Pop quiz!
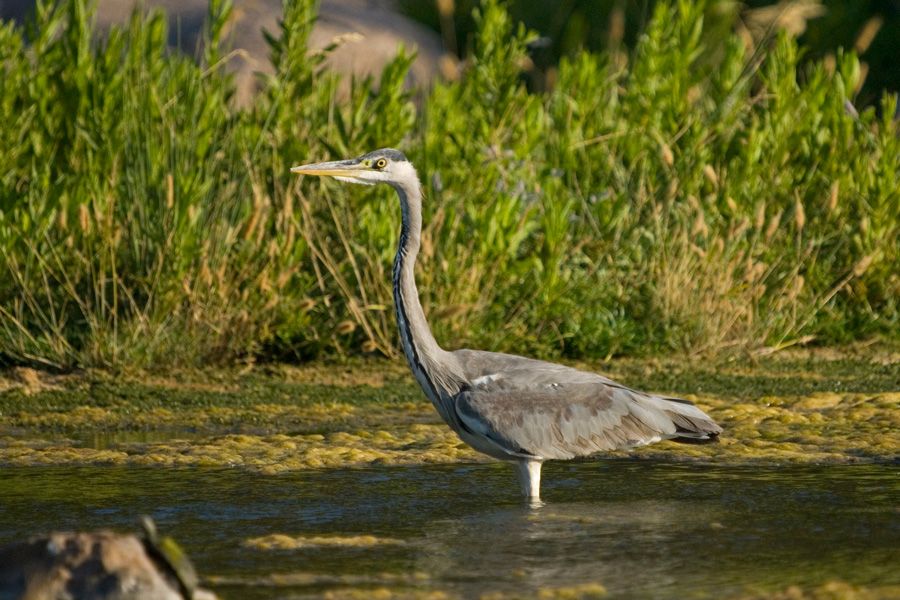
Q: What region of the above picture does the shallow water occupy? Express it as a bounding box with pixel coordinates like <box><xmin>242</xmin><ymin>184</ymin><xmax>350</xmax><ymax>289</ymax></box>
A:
<box><xmin>1</xmin><ymin>460</ymin><xmax>898</xmax><ymax>599</ymax></box>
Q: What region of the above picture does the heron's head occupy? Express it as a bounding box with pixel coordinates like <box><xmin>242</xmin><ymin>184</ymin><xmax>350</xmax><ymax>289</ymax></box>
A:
<box><xmin>290</xmin><ymin>148</ymin><xmax>413</xmax><ymax>187</ymax></box>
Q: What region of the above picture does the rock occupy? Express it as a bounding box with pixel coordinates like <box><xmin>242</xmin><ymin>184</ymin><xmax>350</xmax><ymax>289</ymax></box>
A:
<box><xmin>0</xmin><ymin>0</ymin><xmax>452</xmax><ymax>105</ymax></box>
<box><xmin>0</xmin><ymin>529</ymin><xmax>217</xmax><ymax>600</ymax></box>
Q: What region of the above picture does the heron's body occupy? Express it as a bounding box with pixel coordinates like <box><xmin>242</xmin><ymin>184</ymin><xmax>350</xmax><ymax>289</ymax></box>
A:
<box><xmin>292</xmin><ymin>148</ymin><xmax>722</xmax><ymax>501</ymax></box>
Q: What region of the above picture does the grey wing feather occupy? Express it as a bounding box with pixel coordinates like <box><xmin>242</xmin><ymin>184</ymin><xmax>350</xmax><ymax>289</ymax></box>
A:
<box><xmin>451</xmin><ymin>349</ymin><xmax>722</xmax><ymax>461</ymax></box>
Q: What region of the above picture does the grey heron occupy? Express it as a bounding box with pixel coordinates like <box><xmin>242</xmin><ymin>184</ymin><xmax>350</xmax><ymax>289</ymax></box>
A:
<box><xmin>291</xmin><ymin>148</ymin><xmax>722</xmax><ymax>501</ymax></box>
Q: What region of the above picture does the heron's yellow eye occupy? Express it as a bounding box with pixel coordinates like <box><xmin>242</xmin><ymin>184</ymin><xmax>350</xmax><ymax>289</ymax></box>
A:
<box><xmin>375</xmin><ymin>158</ymin><xmax>388</xmax><ymax>169</ymax></box>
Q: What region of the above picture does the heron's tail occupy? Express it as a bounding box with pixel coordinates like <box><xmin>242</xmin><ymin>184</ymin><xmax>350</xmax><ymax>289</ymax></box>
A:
<box><xmin>657</xmin><ymin>396</ymin><xmax>722</xmax><ymax>444</ymax></box>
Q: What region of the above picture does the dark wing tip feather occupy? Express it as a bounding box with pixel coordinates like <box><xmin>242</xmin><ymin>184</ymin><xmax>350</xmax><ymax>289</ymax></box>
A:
<box><xmin>667</xmin><ymin>409</ymin><xmax>723</xmax><ymax>444</ymax></box>
<box><xmin>661</xmin><ymin>395</ymin><xmax>696</xmax><ymax>406</ymax></box>
<box><xmin>672</xmin><ymin>431</ymin><xmax>720</xmax><ymax>445</ymax></box>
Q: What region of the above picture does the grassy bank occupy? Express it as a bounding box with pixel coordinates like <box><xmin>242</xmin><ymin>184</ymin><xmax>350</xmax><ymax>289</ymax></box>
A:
<box><xmin>0</xmin><ymin>0</ymin><xmax>898</xmax><ymax>369</ymax></box>
<box><xmin>1</xmin><ymin>350</ymin><xmax>897</xmax><ymax>470</ymax></box>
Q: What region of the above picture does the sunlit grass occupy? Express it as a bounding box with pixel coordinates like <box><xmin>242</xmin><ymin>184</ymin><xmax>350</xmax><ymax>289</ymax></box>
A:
<box><xmin>0</xmin><ymin>0</ymin><xmax>897</xmax><ymax>369</ymax></box>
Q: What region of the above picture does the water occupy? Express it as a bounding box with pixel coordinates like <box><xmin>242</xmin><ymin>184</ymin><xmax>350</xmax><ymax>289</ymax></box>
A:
<box><xmin>1</xmin><ymin>461</ymin><xmax>898</xmax><ymax>599</ymax></box>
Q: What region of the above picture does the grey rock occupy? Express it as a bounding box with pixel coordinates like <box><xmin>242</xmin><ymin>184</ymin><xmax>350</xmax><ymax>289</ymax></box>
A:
<box><xmin>0</xmin><ymin>530</ymin><xmax>217</xmax><ymax>600</ymax></box>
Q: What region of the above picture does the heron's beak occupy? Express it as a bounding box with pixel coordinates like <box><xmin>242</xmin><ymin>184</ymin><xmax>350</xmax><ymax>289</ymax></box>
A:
<box><xmin>290</xmin><ymin>159</ymin><xmax>364</xmax><ymax>178</ymax></box>
<box><xmin>291</xmin><ymin>159</ymin><xmax>372</xmax><ymax>185</ymax></box>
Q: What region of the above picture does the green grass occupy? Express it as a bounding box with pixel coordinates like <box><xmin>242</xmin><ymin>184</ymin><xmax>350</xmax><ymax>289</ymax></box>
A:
<box><xmin>0</xmin><ymin>0</ymin><xmax>898</xmax><ymax>369</ymax></box>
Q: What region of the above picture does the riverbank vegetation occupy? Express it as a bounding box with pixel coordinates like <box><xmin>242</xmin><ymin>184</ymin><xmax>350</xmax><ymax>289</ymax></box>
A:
<box><xmin>1</xmin><ymin>0</ymin><xmax>897</xmax><ymax>369</ymax></box>
<box><xmin>1</xmin><ymin>350</ymin><xmax>897</xmax><ymax>469</ymax></box>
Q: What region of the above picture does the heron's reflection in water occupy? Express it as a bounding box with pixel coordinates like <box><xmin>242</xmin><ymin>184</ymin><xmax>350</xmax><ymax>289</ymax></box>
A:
<box><xmin>416</xmin><ymin>493</ymin><xmax>710</xmax><ymax>597</ymax></box>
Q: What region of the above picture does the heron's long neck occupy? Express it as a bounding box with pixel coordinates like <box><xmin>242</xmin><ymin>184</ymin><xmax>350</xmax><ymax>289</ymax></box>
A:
<box><xmin>391</xmin><ymin>177</ymin><xmax>463</xmax><ymax>404</ymax></box>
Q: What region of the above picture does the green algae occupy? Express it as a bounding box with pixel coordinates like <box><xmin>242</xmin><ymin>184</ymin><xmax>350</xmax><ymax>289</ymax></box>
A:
<box><xmin>1</xmin><ymin>353</ymin><xmax>898</xmax><ymax>469</ymax></box>
<box><xmin>0</xmin><ymin>426</ymin><xmax>477</xmax><ymax>472</ymax></box>
<box><xmin>243</xmin><ymin>534</ymin><xmax>407</xmax><ymax>551</ymax></box>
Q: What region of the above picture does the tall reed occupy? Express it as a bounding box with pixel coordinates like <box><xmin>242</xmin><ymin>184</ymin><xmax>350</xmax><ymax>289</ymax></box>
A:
<box><xmin>0</xmin><ymin>0</ymin><xmax>896</xmax><ymax>369</ymax></box>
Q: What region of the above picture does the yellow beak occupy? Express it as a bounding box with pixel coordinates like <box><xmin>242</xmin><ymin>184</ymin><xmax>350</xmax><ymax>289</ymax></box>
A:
<box><xmin>290</xmin><ymin>159</ymin><xmax>365</xmax><ymax>178</ymax></box>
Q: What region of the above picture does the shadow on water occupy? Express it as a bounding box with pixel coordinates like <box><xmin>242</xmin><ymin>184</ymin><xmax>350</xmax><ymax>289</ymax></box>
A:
<box><xmin>1</xmin><ymin>460</ymin><xmax>898</xmax><ymax>598</ymax></box>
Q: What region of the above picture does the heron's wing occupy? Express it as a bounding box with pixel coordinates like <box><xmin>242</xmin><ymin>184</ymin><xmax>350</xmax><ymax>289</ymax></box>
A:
<box><xmin>452</xmin><ymin>380</ymin><xmax>721</xmax><ymax>461</ymax></box>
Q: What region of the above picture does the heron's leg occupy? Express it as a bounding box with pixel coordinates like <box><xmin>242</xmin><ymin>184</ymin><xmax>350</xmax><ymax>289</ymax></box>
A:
<box><xmin>515</xmin><ymin>459</ymin><xmax>542</xmax><ymax>499</ymax></box>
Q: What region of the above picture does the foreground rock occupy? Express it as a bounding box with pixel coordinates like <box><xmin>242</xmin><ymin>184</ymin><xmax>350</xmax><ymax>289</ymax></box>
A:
<box><xmin>0</xmin><ymin>526</ymin><xmax>216</xmax><ymax>600</ymax></box>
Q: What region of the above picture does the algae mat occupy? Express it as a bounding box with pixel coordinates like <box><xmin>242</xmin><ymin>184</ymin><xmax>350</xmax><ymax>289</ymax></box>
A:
<box><xmin>0</xmin><ymin>351</ymin><xmax>898</xmax><ymax>470</ymax></box>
